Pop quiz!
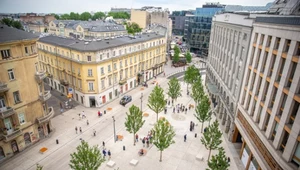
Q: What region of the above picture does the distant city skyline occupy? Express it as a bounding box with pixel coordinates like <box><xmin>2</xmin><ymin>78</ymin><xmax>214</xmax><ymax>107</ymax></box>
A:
<box><xmin>0</xmin><ymin>0</ymin><xmax>272</xmax><ymax>13</ymax></box>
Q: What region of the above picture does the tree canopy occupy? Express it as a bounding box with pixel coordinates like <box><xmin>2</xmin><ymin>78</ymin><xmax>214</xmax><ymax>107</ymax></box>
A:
<box><xmin>194</xmin><ymin>95</ymin><xmax>211</xmax><ymax>133</ymax></box>
<box><xmin>207</xmin><ymin>147</ymin><xmax>230</xmax><ymax>170</ymax></box>
<box><xmin>173</xmin><ymin>45</ymin><xmax>180</xmax><ymax>63</ymax></box>
<box><xmin>167</xmin><ymin>77</ymin><xmax>182</xmax><ymax>104</ymax></box>
<box><xmin>69</xmin><ymin>141</ymin><xmax>105</xmax><ymax>170</ymax></box>
<box><xmin>191</xmin><ymin>78</ymin><xmax>205</xmax><ymax>105</ymax></box>
<box><xmin>185</xmin><ymin>51</ymin><xmax>192</xmax><ymax>63</ymax></box>
<box><xmin>92</xmin><ymin>12</ymin><xmax>105</xmax><ymax>20</ymax></box>
<box><xmin>108</xmin><ymin>12</ymin><xmax>130</xmax><ymax>19</ymax></box>
<box><xmin>125</xmin><ymin>105</ymin><xmax>145</xmax><ymax>146</ymax></box>
<box><xmin>201</xmin><ymin>120</ymin><xmax>223</xmax><ymax>161</ymax></box>
<box><xmin>80</xmin><ymin>12</ymin><xmax>92</xmax><ymax>21</ymax></box>
<box><xmin>151</xmin><ymin>118</ymin><xmax>176</xmax><ymax>162</ymax></box>
<box><xmin>55</xmin><ymin>11</ymin><xmax>106</xmax><ymax>21</ymax></box>
<box><xmin>1</xmin><ymin>18</ymin><xmax>23</xmax><ymax>30</ymax></box>
<box><xmin>125</xmin><ymin>22</ymin><xmax>142</xmax><ymax>35</ymax></box>
<box><xmin>147</xmin><ymin>86</ymin><xmax>166</xmax><ymax>122</ymax></box>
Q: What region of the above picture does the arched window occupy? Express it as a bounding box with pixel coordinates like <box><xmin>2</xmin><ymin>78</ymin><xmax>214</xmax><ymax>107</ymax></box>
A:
<box><xmin>24</xmin><ymin>132</ymin><xmax>31</xmax><ymax>145</ymax></box>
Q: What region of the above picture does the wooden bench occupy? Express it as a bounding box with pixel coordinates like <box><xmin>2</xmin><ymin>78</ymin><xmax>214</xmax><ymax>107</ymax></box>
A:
<box><xmin>107</xmin><ymin>107</ymin><xmax>112</xmax><ymax>111</ymax></box>
<box><xmin>130</xmin><ymin>159</ymin><xmax>139</xmax><ymax>166</ymax></box>
<box><xmin>143</xmin><ymin>113</ymin><xmax>149</xmax><ymax>117</ymax></box>
<box><xmin>39</xmin><ymin>147</ymin><xmax>48</xmax><ymax>154</ymax></box>
<box><xmin>106</xmin><ymin>160</ymin><xmax>115</xmax><ymax>167</ymax></box>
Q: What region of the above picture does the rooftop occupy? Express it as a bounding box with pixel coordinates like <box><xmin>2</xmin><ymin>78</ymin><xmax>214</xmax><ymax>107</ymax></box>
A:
<box><xmin>0</xmin><ymin>24</ymin><xmax>39</xmax><ymax>44</ymax></box>
<box><xmin>38</xmin><ymin>33</ymin><xmax>164</xmax><ymax>52</ymax></box>
<box><xmin>255</xmin><ymin>16</ymin><xmax>300</xmax><ymax>26</ymax></box>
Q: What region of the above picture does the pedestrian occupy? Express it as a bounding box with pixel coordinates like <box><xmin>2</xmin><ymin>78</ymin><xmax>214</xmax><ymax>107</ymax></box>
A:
<box><xmin>185</xmin><ymin>108</ymin><xmax>188</xmax><ymax>114</ymax></box>
<box><xmin>78</xmin><ymin>113</ymin><xmax>81</xmax><ymax>120</ymax></box>
<box><xmin>189</xmin><ymin>105</ymin><xmax>191</xmax><ymax>110</ymax></box>
<box><xmin>102</xmin><ymin>141</ymin><xmax>105</xmax><ymax>147</ymax></box>
<box><xmin>102</xmin><ymin>149</ymin><xmax>106</xmax><ymax>157</ymax></box>
<box><xmin>79</xmin><ymin>127</ymin><xmax>82</xmax><ymax>133</ymax></box>
<box><xmin>184</xmin><ymin>134</ymin><xmax>187</xmax><ymax>142</ymax></box>
<box><xmin>204</xmin><ymin>127</ymin><xmax>207</xmax><ymax>133</ymax></box>
<box><xmin>82</xmin><ymin>111</ymin><xmax>85</xmax><ymax>119</ymax></box>
<box><xmin>93</xmin><ymin>129</ymin><xmax>96</xmax><ymax>136</ymax></box>
<box><xmin>163</xmin><ymin>72</ymin><xmax>165</xmax><ymax>77</ymax></box>
<box><xmin>86</xmin><ymin>120</ymin><xmax>89</xmax><ymax>125</ymax></box>
<box><xmin>142</xmin><ymin>138</ymin><xmax>145</xmax><ymax>147</ymax></box>
<box><xmin>98</xmin><ymin>110</ymin><xmax>101</xmax><ymax>117</ymax></box>
<box><xmin>172</xmin><ymin>99</ymin><xmax>174</xmax><ymax>105</ymax></box>
<box><xmin>177</xmin><ymin>108</ymin><xmax>179</xmax><ymax>113</ymax></box>
<box><xmin>164</xmin><ymin>107</ymin><xmax>167</xmax><ymax>114</ymax></box>
<box><xmin>75</xmin><ymin>126</ymin><xmax>78</xmax><ymax>134</ymax></box>
<box><xmin>168</xmin><ymin>100</ymin><xmax>170</xmax><ymax>105</ymax></box>
<box><xmin>227</xmin><ymin>157</ymin><xmax>231</xmax><ymax>164</ymax></box>
<box><xmin>173</xmin><ymin>107</ymin><xmax>175</xmax><ymax>113</ymax></box>
<box><xmin>136</xmin><ymin>134</ymin><xmax>139</xmax><ymax>142</ymax></box>
<box><xmin>192</xmin><ymin>122</ymin><xmax>195</xmax><ymax>131</ymax></box>
<box><xmin>108</xmin><ymin>150</ymin><xmax>111</xmax><ymax>159</ymax></box>
<box><xmin>146</xmin><ymin>139</ymin><xmax>150</xmax><ymax>148</ymax></box>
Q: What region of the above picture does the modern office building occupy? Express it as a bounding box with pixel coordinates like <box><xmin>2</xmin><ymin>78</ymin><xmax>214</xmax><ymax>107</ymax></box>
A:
<box><xmin>170</xmin><ymin>10</ymin><xmax>194</xmax><ymax>36</ymax></box>
<box><xmin>37</xmin><ymin>33</ymin><xmax>166</xmax><ymax>107</ymax></box>
<box><xmin>185</xmin><ymin>3</ymin><xmax>224</xmax><ymax>56</ymax></box>
<box><xmin>224</xmin><ymin>2</ymin><xmax>273</xmax><ymax>12</ymax></box>
<box><xmin>48</xmin><ymin>20</ymin><xmax>126</xmax><ymax>39</ymax></box>
<box><xmin>233</xmin><ymin>15</ymin><xmax>300</xmax><ymax>170</ymax></box>
<box><xmin>206</xmin><ymin>13</ymin><xmax>253</xmax><ymax>140</ymax></box>
<box><xmin>0</xmin><ymin>25</ymin><xmax>54</xmax><ymax>161</ymax></box>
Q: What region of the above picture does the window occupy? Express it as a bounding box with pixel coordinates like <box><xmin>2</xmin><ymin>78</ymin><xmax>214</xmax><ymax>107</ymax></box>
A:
<box><xmin>279</xmin><ymin>131</ymin><xmax>289</xmax><ymax>152</ymax></box>
<box><xmin>108</xmin><ymin>65</ymin><xmax>111</xmax><ymax>72</ymax></box>
<box><xmin>284</xmin><ymin>39</ymin><xmax>291</xmax><ymax>53</ymax></box>
<box><xmin>101</xmin><ymin>67</ymin><xmax>104</xmax><ymax>75</ymax></box>
<box><xmin>114</xmin><ymin>63</ymin><xmax>117</xmax><ymax>70</ymax></box>
<box><xmin>243</xmin><ymin>33</ymin><xmax>247</xmax><ymax>40</ymax></box>
<box><xmin>292</xmin><ymin>142</ymin><xmax>300</xmax><ymax>167</ymax></box>
<box><xmin>101</xmin><ymin>79</ymin><xmax>105</xmax><ymax>89</ymax></box>
<box><xmin>266</xmin><ymin>36</ymin><xmax>272</xmax><ymax>47</ymax></box>
<box><xmin>25</xmin><ymin>47</ymin><xmax>28</xmax><ymax>54</ymax></box>
<box><xmin>271</xmin><ymin>122</ymin><xmax>279</xmax><ymax>141</ymax></box>
<box><xmin>120</xmin><ymin>61</ymin><xmax>122</xmax><ymax>68</ymax></box>
<box><xmin>13</xmin><ymin>91</ymin><xmax>21</xmax><ymax>103</ymax></box>
<box><xmin>287</xmin><ymin>62</ymin><xmax>297</xmax><ymax>87</ymax></box>
<box><xmin>8</xmin><ymin>69</ymin><xmax>15</xmax><ymax>80</ymax></box>
<box><xmin>274</xmin><ymin>38</ymin><xmax>281</xmax><ymax>50</ymax></box>
<box><xmin>289</xmin><ymin>101</ymin><xmax>299</xmax><ymax>125</ymax></box>
<box><xmin>88</xmin><ymin>82</ymin><xmax>94</xmax><ymax>91</ymax></box>
<box><xmin>1</xmin><ymin>49</ymin><xmax>11</xmax><ymax>59</ymax></box>
<box><xmin>107</xmin><ymin>53</ymin><xmax>110</xmax><ymax>58</ymax></box>
<box><xmin>277</xmin><ymin>58</ymin><xmax>286</xmax><ymax>82</ymax></box>
<box><xmin>87</xmin><ymin>56</ymin><xmax>92</xmax><ymax>61</ymax></box>
<box><xmin>88</xmin><ymin>69</ymin><xmax>93</xmax><ymax>76</ymax></box>
<box><xmin>18</xmin><ymin>113</ymin><xmax>26</xmax><ymax>124</ymax></box>
<box><xmin>113</xmin><ymin>51</ymin><xmax>115</xmax><ymax>56</ymax></box>
<box><xmin>109</xmin><ymin>76</ymin><xmax>112</xmax><ymax>86</ymax></box>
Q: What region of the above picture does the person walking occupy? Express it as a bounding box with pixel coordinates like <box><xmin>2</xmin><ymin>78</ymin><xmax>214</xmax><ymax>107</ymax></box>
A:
<box><xmin>185</xmin><ymin>108</ymin><xmax>188</xmax><ymax>114</ymax></box>
<box><xmin>93</xmin><ymin>129</ymin><xmax>96</xmax><ymax>136</ymax></box>
<box><xmin>102</xmin><ymin>149</ymin><xmax>106</xmax><ymax>157</ymax></box>
<box><xmin>82</xmin><ymin>111</ymin><xmax>86</xmax><ymax>119</ymax></box>
<box><xmin>86</xmin><ymin>120</ymin><xmax>89</xmax><ymax>125</ymax></box>
<box><xmin>98</xmin><ymin>110</ymin><xmax>101</xmax><ymax>117</ymax></box>
<box><xmin>108</xmin><ymin>150</ymin><xmax>111</xmax><ymax>159</ymax></box>
<box><xmin>75</xmin><ymin>126</ymin><xmax>78</xmax><ymax>134</ymax></box>
<box><xmin>102</xmin><ymin>141</ymin><xmax>105</xmax><ymax>148</ymax></box>
<box><xmin>79</xmin><ymin>127</ymin><xmax>82</xmax><ymax>133</ymax></box>
<box><xmin>173</xmin><ymin>107</ymin><xmax>175</xmax><ymax>113</ymax></box>
<box><xmin>164</xmin><ymin>107</ymin><xmax>167</xmax><ymax>114</ymax></box>
<box><xmin>146</xmin><ymin>139</ymin><xmax>150</xmax><ymax>148</ymax></box>
<box><xmin>135</xmin><ymin>134</ymin><xmax>139</xmax><ymax>142</ymax></box>
<box><xmin>184</xmin><ymin>134</ymin><xmax>187</xmax><ymax>142</ymax></box>
<box><xmin>142</xmin><ymin>138</ymin><xmax>145</xmax><ymax>147</ymax></box>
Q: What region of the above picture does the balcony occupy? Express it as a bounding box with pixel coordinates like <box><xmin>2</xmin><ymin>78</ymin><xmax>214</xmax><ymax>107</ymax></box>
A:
<box><xmin>119</xmin><ymin>78</ymin><xmax>127</xmax><ymax>85</ymax></box>
<box><xmin>39</xmin><ymin>91</ymin><xmax>51</xmax><ymax>102</ymax></box>
<box><xmin>0</xmin><ymin>82</ymin><xmax>9</xmax><ymax>93</ymax></box>
<box><xmin>60</xmin><ymin>79</ymin><xmax>69</xmax><ymax>86</ymax></box>
<box><xmin>37</xmin><ymin>107</ymin><xmax>54</xmax><ymax>124</ymax></box>
<box><xmin>0</xmin><ymin>128</ymin><xmax>22</xmax><ymax>142</ymax></box>
<box><xmin>35</xmin><ymin>70</ymin><xmax>47</xmax><ymax>83</ymax></box>
<box><xmin>0</xmin><ymin>107</ymin><xmax>16</xmax><ymax>119</ymax></box>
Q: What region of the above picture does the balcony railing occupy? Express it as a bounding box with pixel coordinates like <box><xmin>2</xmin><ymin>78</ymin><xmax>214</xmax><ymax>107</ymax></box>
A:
<box><xmin>39</xmin><ymin>91</ymin><xmax>51</xmax><ymax>102</ymax></box>
<box><xmin>0</xmin><ymin>128</ymin><xmax>22</xmax><ymax>142</ymax></box>
<box><xmin>35</xmin><ymin>70</ymin><xmax>47</xmax><ymax>83</ymax></box>
<box><xmin>0</xmin><ymin>82</ymin><xmax>9</xmax><ymax>93</ymax></box>
<box><xmin>119</xmin><ymin>78</ymin><xmax>127</xmax><ymax>85</ymax></box>
<box><xmin>0</xmin><ymin>107</ymin><xmax>16</xmax><ymax>119</ymax></box>
<box><xmin>37</xmin><ymin>107</ymin><xmax>54</xmax><ymax>124</ymax></box>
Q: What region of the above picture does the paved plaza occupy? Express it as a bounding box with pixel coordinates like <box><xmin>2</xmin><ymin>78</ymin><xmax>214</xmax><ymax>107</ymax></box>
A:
<box><xmin>0</xmin><ymin>58</ymin><xmax>243</xmax><ymax>170</ymax></box>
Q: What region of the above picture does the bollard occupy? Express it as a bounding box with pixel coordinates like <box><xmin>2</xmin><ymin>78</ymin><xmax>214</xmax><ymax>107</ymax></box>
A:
<box><xmin>123</xmin><ymin>146</ymin><xmax>125</xmax><ymax>151</ymax></box>
<box><xmin>56</xmin><ymin>139</ymin><xmax>59</xmax><ymax>144</ymax></box>
<box><xmin>195</xmin><ymin>133</ymin><xmax>197</xmax><ymax>138</ymax></box>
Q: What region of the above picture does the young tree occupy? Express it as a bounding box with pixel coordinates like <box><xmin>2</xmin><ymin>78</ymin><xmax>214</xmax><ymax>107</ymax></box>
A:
<box><xmin>174</xmin><ymin>45</ymin><xmax>180</xmax><ymax>54</ymax></box>
<box><xmin>191</xmin><ymin>78</ymin><xmax>205</xmax><ymax>105</ymax></box>
<box><xmin>92</xmin><ymin>12</ymin><xmax>105</xmax><ymax>20</ymax></box>
<box><xmin>151</xmin><ymin>118</ymin><xmax>176</xmax><ymax>162</ymax></box>
<box><xmin>36</xmin><ymin>164</ymin><xmax>43</xmax><ymax>170</ymax></box>
<box><xmin>185</xmin><ymin>51</ymin><xmax>192</xmax><ymax>63</ymax></box>
<box><xmin>173</xmin><ymin>45</ymin><xmax>180</xmax><ymax>63</ymax></box>
<box><xmin>125</xmin><ymin>105</ymin><xmax>145</xmax><ymax>146</ymax></box>
<box><xmin>184</xmin><ymin>65</ymin><xmax>200</xmax><ymax>92</ymax></box>
<box><xmin>167</xmin><ymin>77</ymin><xmax>181</xmax><ymax>105</ymax></box>
<box><xmin>207</xmin><ymin>147</ymin><xmax>230</xmax><ymax>170</ymax></box>
<box><xmin>69</xmin><ymin>141</ymin><xmax>105</xmax><ymax>170</ymax></box>
<box><xmin>194</xmin><ymin>95</ymin><xmax>211</xmax><ymax>133</ymax></box>
<box><xmin>125</xmin><ymin>22</ymin><xmax>142</xmax><ymax>35</ymax></box>
<box><xmin>60</xmin><ymin>14</ymin><xmax>70</xmax><ymax>20</ymax></box>
<box><xmin>148</xmin><ymin>86</ymin><xmax>166</xmax><ymax>122</ymax></box>
<box><xmin>201</xmin><ymin>120</ymin><xmax>222</xmax><ymax>161</ymax></box>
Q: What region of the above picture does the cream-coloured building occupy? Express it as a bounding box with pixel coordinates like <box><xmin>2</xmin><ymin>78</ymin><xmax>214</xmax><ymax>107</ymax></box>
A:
<box><xmin>37</xmin><ymin>33</ymin><xmax>166</xmax><ymax>107</ymax></box>
<box><xmin>48</xmin><ymin>20</ymin><xmax>127</xmax><ymax>39</ymax></box>
<box><xmin>0</xmin><ymin>25</ymin><xmax>54</xmax><ymax>162</ymax></box>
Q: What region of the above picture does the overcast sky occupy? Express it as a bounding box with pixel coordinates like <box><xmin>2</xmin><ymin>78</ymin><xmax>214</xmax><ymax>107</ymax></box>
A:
<box><xmin>0</xmin><ymin>0</ymin><xmax>273</xmax><ymax>13</ymax></box>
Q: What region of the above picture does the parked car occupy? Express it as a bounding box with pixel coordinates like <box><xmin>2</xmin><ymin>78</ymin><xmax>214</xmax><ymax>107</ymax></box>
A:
<box><xmin>120</xmin><ymin>95</ymin><xmax>132</xmax><ymax>106</ymax></box>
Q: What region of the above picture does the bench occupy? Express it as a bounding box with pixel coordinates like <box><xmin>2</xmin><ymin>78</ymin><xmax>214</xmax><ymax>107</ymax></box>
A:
<box><xmin>130</xmin><ymin>159</ymin><xmax>139</xmax><ymax>166</ymax></box>
<box><xmin>196</xmin><ymin>154</ymin><xmax>204</xmax><ymax>161</ymax></box>
<box><xmin>143</xmin><ymin>113</ymin><xmax>149</xmax><ymax>117</ymax></box>
<box><xmin>107</xmin><ymin>108</ymin><xmax>112</xmax><ymax>111</ymax></box>
<box><xmin>106</xmin><ymin>160</ymin><xmax>115</xmax><ymax>167</ymax></box>
<box><xmin>39</xmin><ymin>147</ymin><xmax>48</xmax><ymax>154</ymax></box>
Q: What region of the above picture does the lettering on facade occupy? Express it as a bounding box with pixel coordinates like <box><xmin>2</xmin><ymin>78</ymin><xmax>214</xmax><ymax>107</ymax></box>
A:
<box><xmin>237</xmin><ymin>111</ymin><xmax>283</xmax><ymax>170</ymax></box>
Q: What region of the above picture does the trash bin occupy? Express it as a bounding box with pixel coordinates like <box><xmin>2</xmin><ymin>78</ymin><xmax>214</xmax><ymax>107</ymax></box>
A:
<box><xmin>123</xmin><ymin>146</ymin><xmax>126</xmax><ymax>151</ymax></box>
<box><xmin>56</xmin><ymin>139</ymin><xmax>59</xmax><ymax>144</ymax></box>
<box><xmin>104</xmin><ymin>110</ymin><xmax>106</xmax><ymax>114</ymax></box>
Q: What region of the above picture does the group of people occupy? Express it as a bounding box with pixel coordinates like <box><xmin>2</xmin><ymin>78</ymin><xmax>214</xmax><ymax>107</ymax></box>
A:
<box><xmin>173</xmin><ymin>103</ymin><xmax>188</xmax><ymax>114</ymax></box>
<box><xmin>102</xmin><ymin>148</ymin><xmax>111</xmax><ymax>159</ymax></box>
<box><xmin>78</xmin><ymin>111</ymin><xmax>86</xmax><ymax>120</ymax></box>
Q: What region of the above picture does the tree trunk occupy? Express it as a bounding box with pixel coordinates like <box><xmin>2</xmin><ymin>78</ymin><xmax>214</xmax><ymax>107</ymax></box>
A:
<box><xmin>156</xmin><ymin>113</ymin><xmax>158</xmax><ymax>122</ymax></box>
<box><xmin>133</xmin><ymin>133</ymin><xmax>136</xmax><ymax>146</ymax></box>
<box><xmin>159</xmin><ymin>150</ymin><xmax>162</xmax><ymax>162</ymax></box>
<box><xmin>201</xmin><ymin>122</ymin><xmax>204</xmax><ymax>133</ymax></box>
<box><xmin>186</xmin><ymin>83</ymin><xmax>189</xmax><ymax>95</ymax></box>
<box><xmin>208</xmin><ymin>148</ymin><xmax>211</xmax><ymax>161</ymax></box>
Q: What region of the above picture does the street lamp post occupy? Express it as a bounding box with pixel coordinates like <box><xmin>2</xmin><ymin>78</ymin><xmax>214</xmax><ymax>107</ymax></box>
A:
<box><xmin>112</xmin><ymin>116</ymin><xmax>116</xmax><ymax>143</ymax></box>
<box><xmin>140</xmin><ymin>93</ymin><xmax>143</xmax><ymax>111</ymax></box>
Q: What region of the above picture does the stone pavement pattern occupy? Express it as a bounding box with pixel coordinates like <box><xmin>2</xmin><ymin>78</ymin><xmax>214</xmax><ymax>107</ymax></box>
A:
<box><xmin>0</xmin><ymin>58</ymin><xmax>241</xmax><ymax>170</ymax></box>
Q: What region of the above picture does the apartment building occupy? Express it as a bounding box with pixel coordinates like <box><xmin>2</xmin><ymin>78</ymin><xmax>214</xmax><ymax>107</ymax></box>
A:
<box><xmin>48</xmin><ymin>20</ymin><xmax>126</xmax><ymax>39</ymax></box>
<box><xmin>234</xmin><ymin>16</ymin><xmax>300</xmax><ymax>170</ymax></box>
<box><xmin>206</xmin><ymin>13</ymin><xmax>253</xmax><ymax>139</ymax></box>
<box><xmin>37</xmin><ymin>33</ymin><xmax>166</xmax><ymax>107</ymax></box>
<box><xmin>0</xmin><ymin>25</ymin><xmax>54</xmax><ymax>161</ymax></box>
